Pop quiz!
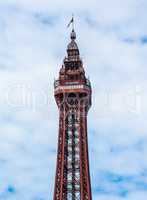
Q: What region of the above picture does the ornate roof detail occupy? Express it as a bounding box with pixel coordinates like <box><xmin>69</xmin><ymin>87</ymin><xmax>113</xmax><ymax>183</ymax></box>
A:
<box><xmin>67</xmin><ymin>40</ymin><xmax>79</xmax><ymax>51</ymax></box>
<box><xmin>57</xmin><ymin>28</ymin><xmax>86</xmax><ymax>82</ymax></box>
<box><xmin>67</xmin><ymin>29</ymin><xmax>79</xmax><ymax>55</ymax></box>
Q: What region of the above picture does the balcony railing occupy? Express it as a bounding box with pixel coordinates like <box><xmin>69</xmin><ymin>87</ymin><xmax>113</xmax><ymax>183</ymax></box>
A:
<box><xmin>54</xmin><ymin>78</ymin><xmax>91</xmax><ymax>89</ymax></box>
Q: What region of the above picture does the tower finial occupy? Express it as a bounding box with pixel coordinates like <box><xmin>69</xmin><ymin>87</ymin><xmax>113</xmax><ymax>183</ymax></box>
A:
<box><xmin>70</xmin><ymin>28</ymin><xmax>76</xmax><ymax>40</ymax></box>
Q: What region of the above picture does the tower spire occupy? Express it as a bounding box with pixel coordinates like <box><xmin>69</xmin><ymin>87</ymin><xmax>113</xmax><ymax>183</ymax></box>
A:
<box><xmin>67</xmin><ymin>15</ymin><xmax>77</xmax><ymax>41</ymax></box>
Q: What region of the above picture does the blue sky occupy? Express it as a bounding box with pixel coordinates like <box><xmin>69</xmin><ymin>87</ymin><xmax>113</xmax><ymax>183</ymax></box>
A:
<box><xmin>0</xmin><ymin>0</ymin><xmax>147</xmax><ymax>199</ymax></box>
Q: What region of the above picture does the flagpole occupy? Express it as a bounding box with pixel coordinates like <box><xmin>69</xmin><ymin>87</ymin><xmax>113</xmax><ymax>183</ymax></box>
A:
<box><xmin>67</xmin><ymin>15</ymin><xmax>75</xmax><ymax>29</ymax></box>
<box><xmin>72</xmin><ymin>14</ymin><xmax>74</xmax><ymax>30</ymax></box>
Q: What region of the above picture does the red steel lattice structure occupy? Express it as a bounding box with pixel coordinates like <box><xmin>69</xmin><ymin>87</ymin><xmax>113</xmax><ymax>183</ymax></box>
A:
<box><xmin>53</xmin><ymin>28</ymin><xmax>92</xmax><ymax>200</ymax></box>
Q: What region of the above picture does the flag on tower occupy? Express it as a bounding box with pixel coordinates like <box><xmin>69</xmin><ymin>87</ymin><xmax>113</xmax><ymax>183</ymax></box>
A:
<box><xmin>67</xmin><ymin>16</ymin><xmax>74</xmax><ymax>28</ymax></box>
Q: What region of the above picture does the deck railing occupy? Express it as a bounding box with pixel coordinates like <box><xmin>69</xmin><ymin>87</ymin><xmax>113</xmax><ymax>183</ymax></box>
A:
<box><xmin>54</xmin><ymin>79</ymin><xmax>91</xmax><ymax>89</ymax></box>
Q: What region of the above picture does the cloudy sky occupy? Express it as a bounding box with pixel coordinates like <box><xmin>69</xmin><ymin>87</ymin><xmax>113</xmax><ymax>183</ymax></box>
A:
<box><xmin>0</xmin><ymin>0</ymin><xmax>147</xmax><ymax>199</ymax></box>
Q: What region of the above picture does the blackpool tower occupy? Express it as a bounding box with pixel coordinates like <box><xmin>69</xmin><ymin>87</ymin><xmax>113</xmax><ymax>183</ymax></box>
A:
<box><xmin>53</xmin><ymin>23</ymin><xmax>92</xmax><ymax>200</ymax></box>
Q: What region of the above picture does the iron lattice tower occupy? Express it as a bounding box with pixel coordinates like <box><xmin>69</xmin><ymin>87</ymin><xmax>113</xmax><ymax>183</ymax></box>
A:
<box><xmin>53</xmin><ymin>28</ymin><xmax>92</xmax><ymax>200</ymax></box>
